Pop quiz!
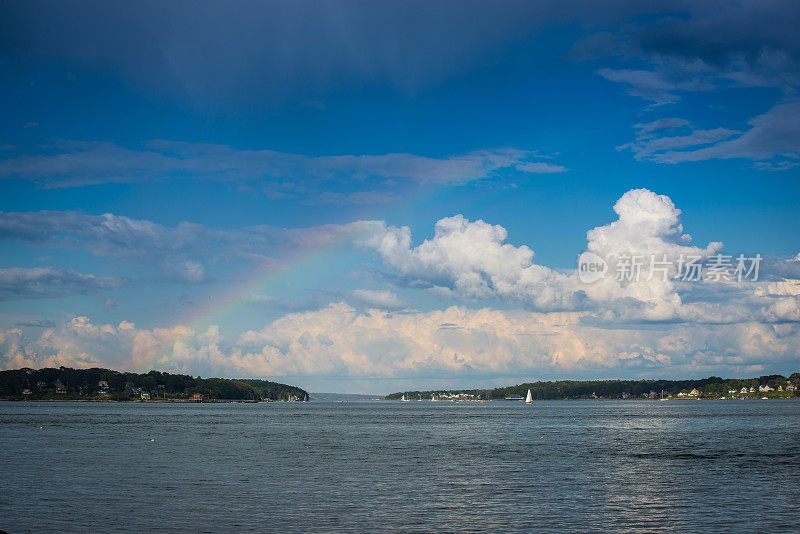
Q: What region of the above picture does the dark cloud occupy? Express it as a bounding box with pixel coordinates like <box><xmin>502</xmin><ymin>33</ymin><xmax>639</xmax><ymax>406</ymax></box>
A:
<box><xmin>0</xmin><ymin>1</ymin><xmax>546</xmax><ymax>104</ymax></box>
<box><xmin>0</xmin><ymin>1</ymin><xmax>712</xmax><ymax>106</ymax></box>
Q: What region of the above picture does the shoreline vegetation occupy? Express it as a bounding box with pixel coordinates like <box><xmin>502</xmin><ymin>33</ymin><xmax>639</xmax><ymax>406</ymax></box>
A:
<box><xmin>0</xmin><ymin>367</ymin><xmax>309</xmax><ymax>402</ymax></box>
<box><xmin>386</xmin><ymin>373</ymin><xmax>800</xmax><ymax>401</ymax></box>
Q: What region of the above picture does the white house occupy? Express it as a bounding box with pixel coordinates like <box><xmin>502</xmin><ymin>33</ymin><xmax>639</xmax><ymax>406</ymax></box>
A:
<box><xmin>749</xmin><ymin>387</ymin><xmax>756</xmax><ymax>393</ymax></box>
<box><xmin>689</xmin><ymin>388</ymin><xmax>700</xmax><ymax>396</ymax></box>
<box><xmin>787</xmin><ymin>384</ymin><xmax>797</xmax><ymax>391</ymax></box>
<box><xmin>740</xmin><ymin>387</ymin><xmax>748</xmax><ymax>394</ymax></box>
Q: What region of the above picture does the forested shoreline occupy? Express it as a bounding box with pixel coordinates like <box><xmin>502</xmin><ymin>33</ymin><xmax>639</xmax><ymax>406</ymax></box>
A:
<box><xmin>386</xmin><ymin>373</ymin><xmax>800</xmax><ymax>400</ymax></box>
<box><xmin>0</xmin><ymin>367</ymin><xmax>308</xmax><ymax>402</ymax></box>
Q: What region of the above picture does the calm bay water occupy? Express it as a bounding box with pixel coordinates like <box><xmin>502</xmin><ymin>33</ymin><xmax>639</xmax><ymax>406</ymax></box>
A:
<box><xmin>1</xmin><ymin>399</ymin><xmax>799</xmax><ymax>533</ymax></box>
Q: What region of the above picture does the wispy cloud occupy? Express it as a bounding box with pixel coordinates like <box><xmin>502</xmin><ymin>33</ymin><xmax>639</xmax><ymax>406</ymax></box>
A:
<box><xmin>0</xmin><ymin>267</ymin><xmax>123</xmax><ymax>301</ymax></box>
<box><xmin>0</xmin><ymin>141</ymin><xmax>565</xmax><ymax>200</ymax></box>
<box><xmin>0</xmin><ymin>209</ymin><xmax>384</xmax><ymax>283</ymax></box>
<box><xmin>618</xmin><ymin>101</ymin><xmax>800</xmax><ymax>168</ymax></box>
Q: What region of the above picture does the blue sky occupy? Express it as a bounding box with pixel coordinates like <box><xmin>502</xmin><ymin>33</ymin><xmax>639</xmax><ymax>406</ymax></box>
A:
<box><xmin>1</xmin><ymin>1</ymin><xmax>799</xmax><ymax>393</ymax></box>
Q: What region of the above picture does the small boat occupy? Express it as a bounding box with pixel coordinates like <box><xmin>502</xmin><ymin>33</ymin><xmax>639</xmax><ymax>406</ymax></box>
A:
<box><xmin>401</xmin><ymin>394</ymin><xmax>409</xmax><ymax>402</ymax></box>
<box><xmin>431</xmin><ymin>394</ymin><xmax>436</xmax><ymax>401</ymax></box>
<box><xmin>525</xmin><ymin>389</ymin><xmax>533</xmax><ymax>404</ymax></box>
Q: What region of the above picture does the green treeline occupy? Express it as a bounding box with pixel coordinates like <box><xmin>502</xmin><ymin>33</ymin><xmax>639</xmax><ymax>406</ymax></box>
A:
<box><xmin>0</xmin><ymin>367</ymin><xmax>308</xmax><ymax>402</ymax></box>
<box><xmin>386</xmin><ymin>373</ymin><xmax>800</xmax><ymax>400</ymax></box>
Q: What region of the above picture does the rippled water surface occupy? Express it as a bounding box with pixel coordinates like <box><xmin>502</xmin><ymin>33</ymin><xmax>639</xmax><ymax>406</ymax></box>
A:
<box><xmin>1</xmin><ymin>400</ymin><xmax>799</xmax><ymax>533</ymax></box>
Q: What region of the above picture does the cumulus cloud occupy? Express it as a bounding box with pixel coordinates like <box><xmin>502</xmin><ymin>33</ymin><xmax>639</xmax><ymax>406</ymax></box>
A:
<box><xmin>2</xmin><ymin>188</ymin><xmax>798</xmax><ymax>386</ymax></box>
<box><xmin>3</xmin><ymin>306</ymin><xmax>799</xmax><ymax>389</ymax></box>
<box><xmin>359</xmin><ymin>188</ymin><xmax>799</xmax><ymax>323</ymax></box>
<box><xmin>0</xmin><ymin>316</ymin><xmax>190</xmax><ymax>371</ymax></box>
<box><xmin>0</xmin><ymin>140</ymin><xmax>564</xmax><ymax>194</ymax></box>
<box><xmin>580</xmin><ymin>189</ymin><xmax>722</xmax><ymax>320</ymax></box>
<box><xmin>0</xmin><ymin>267</ymin><xmax>122</xmax><ymax>301</ymax></box>
<box><xmin>359</xmin><ymin>213</ymin><xmax>575</xmax><ymax>310</ymax></box>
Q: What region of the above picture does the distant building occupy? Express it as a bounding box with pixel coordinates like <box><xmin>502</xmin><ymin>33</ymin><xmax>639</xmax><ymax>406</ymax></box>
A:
<box><xmin>740</xmin><ymin>387</ymin><xmax>749</xmax><ymax>394</ymax></box>
<box><xmin>787</xmin><ymin>384</ymin><xmax>797</xmax><ymax>391</ymax></box>
<box><xmin>140</xmin><ymin>392</ymin><xmax>150</xmax><ymax>400</ymax></box>
<box><xmin>56</xmin><ymin>385</ymin><xmax>67</xmax><ymax>394</ymax></box>
<box><xmin>98</xmin><ymin>381</ymin><xmax>108</xmax><ymax>388</ymax></box>
<box><xmin>728</xmin><ymin>388</ymin><xmax>737</xmax><ymax>394</ymax></box>
<box><xmin>749</xmin><ymin>387</ymin><xmax>756</xmax><ymax>393</ymax></box>
<box><xmin>22</xmin><ymin>388</ymin><xmax>32</xmax><ymax>396</ymax></box>
<box><xmin>190</xmin><ymin>393</ymin><xmax>203</xmax><ymax>402</ymax></box>
<box><xmin>777</xmin><ymin>385</ymin><xmax>783</xmax><ymax>391</ymax></box>
<box><xmin>689</xmin><ymin>388</ymin><xmax>700</xmax><ymax>396</ymax></box>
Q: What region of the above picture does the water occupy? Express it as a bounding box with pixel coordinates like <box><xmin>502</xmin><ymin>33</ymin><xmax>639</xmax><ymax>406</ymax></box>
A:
<box><xmin>1</xmin><ymin>400</ymin><xmax>799</xmax><ymax>533</ymax></box>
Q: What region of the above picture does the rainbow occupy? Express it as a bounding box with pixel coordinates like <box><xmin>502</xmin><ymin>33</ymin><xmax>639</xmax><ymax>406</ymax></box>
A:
<box><xmin>146</xmin><ymin>180</ymin><xmax>487</xmax><ymax>372</ymax></box>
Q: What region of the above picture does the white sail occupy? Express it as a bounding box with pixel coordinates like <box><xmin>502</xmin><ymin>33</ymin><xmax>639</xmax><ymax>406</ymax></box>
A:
<box><xmin>525</xmin><ymin>389</ymin><xmax>533</xmax><ymax>404</ymax></box>
<box><xmin>401</xmin><ymin>393</ymin><xmax>409</xmax><ymax>402</ymax></box>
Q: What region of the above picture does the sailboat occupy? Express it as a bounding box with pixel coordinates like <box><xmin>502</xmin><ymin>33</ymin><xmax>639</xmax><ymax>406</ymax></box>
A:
<box><xmin>401</xmin><ymin>393</ymin><xmax>409</xmax><ymax>402</ymax></box>
<box><xmin>525</xmin><ymin>389</ymin><xmax>533</xmax><ymax>404</ymax></box>
<box><xmin>431</xmin><ymin>394</ymin><xmax>436</xmax><ymax>401</ymax></box>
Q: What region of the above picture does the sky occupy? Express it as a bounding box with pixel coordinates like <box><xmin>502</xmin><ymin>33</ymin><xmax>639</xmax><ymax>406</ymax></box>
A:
<box><xmin>1</xmin><ymin>0</ymin><xmax>799</xmax><ymax>393</ymax></box>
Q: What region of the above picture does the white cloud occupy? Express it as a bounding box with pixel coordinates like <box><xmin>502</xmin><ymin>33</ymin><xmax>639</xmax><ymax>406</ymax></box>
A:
<box><xmin>2</xmin><ymin>189</ymin><xmax>799</xmax><ymax>387</ymax></box>
<box><xmin>358</xmin><ymin>188</ymin><xmax>800</xmax><ymax>324</ymax></box>
<box><xmin>4</xmin><ymin>306</ymin><xmax>799</xmax><ymax>388</ymax></box>
<box><xmin>359</xmin><ymin>214</ymin><xmax>575</xmax><ymax>310</ymax></box>
<box><xmin>360</xmin><ymin>189</ymin><xmax>728</xmax><ymax>319</ymax></box>
<box><xmin>580</xmin><ymin>188</ymin><xmax>722</xmax><ymax>320</ymax></box>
